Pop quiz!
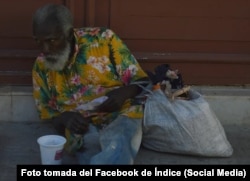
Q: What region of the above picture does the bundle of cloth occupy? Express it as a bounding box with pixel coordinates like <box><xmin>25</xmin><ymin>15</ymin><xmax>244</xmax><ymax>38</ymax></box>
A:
<box><xmin>145</xmin><ymin>64</ymin><xmax>190</xmax><ymax>100</ymax></box>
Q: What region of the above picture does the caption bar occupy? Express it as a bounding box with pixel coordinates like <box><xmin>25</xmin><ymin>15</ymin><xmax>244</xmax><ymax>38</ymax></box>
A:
<box><xmin>17</xmin><ymin>165</ymin><xmax>249</xmax><ymax>179</ymax></box>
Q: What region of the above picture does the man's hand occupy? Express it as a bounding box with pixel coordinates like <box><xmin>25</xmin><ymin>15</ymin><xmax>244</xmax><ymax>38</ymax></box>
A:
<box><xmin>52</xmin><ymin>111</ymin><xmax>90</xmax><ymax>135</ymax></box>
<box><xmin>96</xmin><ymin>84</ymin><xmax>140</xmax><ymax>112</ymax></box>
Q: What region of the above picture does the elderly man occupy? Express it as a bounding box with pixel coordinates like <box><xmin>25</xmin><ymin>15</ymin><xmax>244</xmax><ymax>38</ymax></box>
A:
<box><xmin>32</xmin><ymin>3</ymin><xmax>149</xmax><ymax>164</ymax></box>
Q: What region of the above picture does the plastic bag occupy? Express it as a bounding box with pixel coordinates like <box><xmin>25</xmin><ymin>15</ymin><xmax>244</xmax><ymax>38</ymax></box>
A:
<box><xmin>142</xmin><ymin>88</ymin><xmax>233</xmax><ymax>157</ymax></box>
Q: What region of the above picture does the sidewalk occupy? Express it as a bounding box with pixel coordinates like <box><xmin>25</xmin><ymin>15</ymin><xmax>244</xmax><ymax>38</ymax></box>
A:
<box><xmin>1</xmin><ymin>120</ymin><xmax>250</xmax><ymax>181</ymax></box>
<box><xmin>1</xmin><ymin>85</ymin><xmax>250</xmax><ymax>180</ymax></box>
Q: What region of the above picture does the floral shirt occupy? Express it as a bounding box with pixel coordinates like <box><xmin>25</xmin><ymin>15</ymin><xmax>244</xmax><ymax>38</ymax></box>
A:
<box><xmin>32</xmin><ymin>27</ymin><xmax>148</xmax><ymax>126</ymax></box>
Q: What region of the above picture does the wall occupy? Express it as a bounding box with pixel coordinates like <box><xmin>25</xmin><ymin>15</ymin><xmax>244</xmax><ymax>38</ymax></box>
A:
<box><xmin>0</xmin><ymin>0</ymin><xmax>250</xmax><ymax>85</ymax></box>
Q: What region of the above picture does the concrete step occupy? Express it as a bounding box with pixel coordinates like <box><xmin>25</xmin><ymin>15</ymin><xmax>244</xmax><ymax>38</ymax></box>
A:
<box><xmin>0</xmin><ymin>85</ymin><xmax>250</xmax><ymax>124</ymax></box>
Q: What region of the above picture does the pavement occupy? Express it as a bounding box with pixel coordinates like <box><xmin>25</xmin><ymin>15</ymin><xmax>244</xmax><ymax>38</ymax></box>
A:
<box><xmin>1</xmin><ymin>120</ymin><xmax>250</xmax><ymax>180</ymax></box>
<box><xmin>1</xmin><ymin>85</ymin><xmax>250</xmax><ymax>180</ymax></box>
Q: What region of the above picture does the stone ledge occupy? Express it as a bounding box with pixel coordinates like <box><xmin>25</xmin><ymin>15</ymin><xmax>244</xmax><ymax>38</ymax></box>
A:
<box><xmin>0</xmin><ymin>86</ymin><xmax>249</xmax><ymax>124</ymax></box>
<box><xmin>192</xmin><ymin>85</ymin><xmax>250</xmax><ymax>96</ymax></box>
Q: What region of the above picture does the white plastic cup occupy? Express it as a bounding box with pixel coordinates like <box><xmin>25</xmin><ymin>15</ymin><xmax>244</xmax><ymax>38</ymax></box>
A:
<box><xmin>37</xmin><ymin>135</ymin><xmax>66</xmax><ymax>165</ymax></box>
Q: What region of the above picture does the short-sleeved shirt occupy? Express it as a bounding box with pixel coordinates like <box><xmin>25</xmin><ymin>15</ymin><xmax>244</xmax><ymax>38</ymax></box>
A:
<box><xmin>32</xmin><ymin>27</ymin><xmax>148</xmax><ymax>126</ymax></box>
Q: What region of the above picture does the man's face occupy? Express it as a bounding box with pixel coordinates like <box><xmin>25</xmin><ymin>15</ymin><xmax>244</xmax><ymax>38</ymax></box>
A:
<box><xmin>33</xmin><ymin>24</ymin><xmax>71</xmax><ymax>71</ymax></box>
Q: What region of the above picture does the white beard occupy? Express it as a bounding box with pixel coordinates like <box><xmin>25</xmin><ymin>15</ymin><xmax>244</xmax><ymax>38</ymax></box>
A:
<box><xmin>44</xmin><ymin>43</ymin><xmax>71</xmax><ymax>71</ymax></box>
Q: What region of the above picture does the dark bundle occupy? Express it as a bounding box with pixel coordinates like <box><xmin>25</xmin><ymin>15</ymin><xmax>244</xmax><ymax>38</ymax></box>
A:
<box><xmin>146</xmin><ymin>64</ymin><xmax>189</xmax><ymax>99</ymax></box>
<box><xmin>146</xmin><ymin>64</ymin><xmax>184</xmax><ymax>89</ymax></box>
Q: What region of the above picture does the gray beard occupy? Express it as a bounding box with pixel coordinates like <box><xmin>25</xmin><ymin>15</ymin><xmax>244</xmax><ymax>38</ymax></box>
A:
<box><xmin>44</xmin><ymin>43</ymin><xmax>71</xmax><ymax>71</ymax></box>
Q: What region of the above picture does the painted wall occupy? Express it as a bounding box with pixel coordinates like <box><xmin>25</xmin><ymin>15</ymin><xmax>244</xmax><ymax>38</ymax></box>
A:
<box><xmin>0</xmin><ymin>0</ymin><xmax>249</xmax><ymax>85</ymax></box>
